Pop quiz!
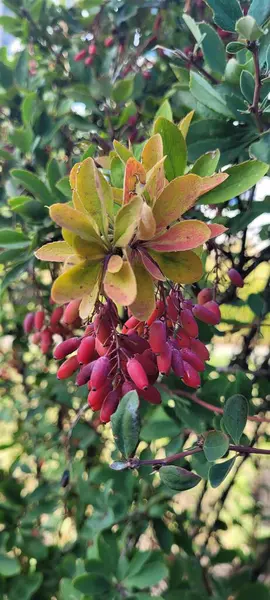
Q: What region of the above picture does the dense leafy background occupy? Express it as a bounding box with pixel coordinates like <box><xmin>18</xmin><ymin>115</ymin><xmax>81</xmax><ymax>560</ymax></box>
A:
<box><xmin>0</xmin><ymin>0</ymin><xmax>270</xmax><ymax>598</ymax></box>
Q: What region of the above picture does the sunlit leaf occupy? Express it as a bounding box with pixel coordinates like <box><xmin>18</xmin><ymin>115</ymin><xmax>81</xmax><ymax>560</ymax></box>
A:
<box><xmin>73</xmin><ymin>237</ymin><xmax>107</xmax><ymax>260</ymax></box>
<box><xmin>129</xmin><ymin>260</ymin><xmax>155</xmax><ymax>320</ymax></box>
<box><xmin>49</xmin><ymin>204</ymin><xmax>104</xmax><ymax>245</ymax></box>
<box><xmin>35</xmin><ymin>241</ymin><xmax>73</xmax><ymax>262</ymax></box>
<box><xmin>141</xmin><ymin>134</ymin><xmax>163</xmax><ymax>172</ymax></box>
<box><xmin>198</xmin><ymin>173</ymin><xmax>228</xmax><ymax>196</ymax></box>
<box><xmin>104</xmin><ymin>259</ymin><xmax>137</xmax><ymax>305</ymax></box>
<box><xmin>137</xmin><ymin>202</ymin><xmax>156</xmax><ymax>240</ymax></box>
<box><xmin>114</xmin><ymin>196</ymin><xmax>142</xmax><ymax>247</ymax></box>
<box><xmin>75</xmin><ymin>157</ymin><xmax>108</xmax><ymax>234</ymax></box>
<box><xmin>138</xmin><ymin>250</ymin><xmax>166</xmax><ymax>281</ymax></box>
<box><xmin>153</xmin><ymin>117</ymin><xmax>187</xmax><ymax>180</ymax></box>
<box><xmin>144</xmin><ymin>157</ymin><xmax>166</xmax><ymax>205</ymax></box>
<box><xmin>179</xmin><ymin>110</ymin><xmax>194</xmax><ymax>139</ymax></box>
<box><xmin>149</xmin><ymin>250</ymin><xmax>203</xmax><ymax>283</ymax></box>
<box><xmin>200</xmin><ymin>160</ymin><xmax>269</xmax><ymax>204</ymax></box>
<box><xmin>208</xmin><ymin>223</ymin><xmax>228</xmax><ymax>238</ymax></box>
<box><xmin>191</xmin><ymin>150</ymin><xmax>220</xmax><ymax>177</ymax></box>
<box><xmin>149</xmin><ymin>220</ymin><xmax>211</xmax><ymax>251</ymax></box>
<box><xmin>153</xmin><ymin>174</ymin><xmax>202</xmax><ymax>231</ymax></box>
<box><xmin>113</xmin><ymin>140</ymin><xmax>133</xmax><ymax>163</ymax></box>
<box><xmin>107</xmin><ymin>255</ymin><xmax>123</xmax><ymax>273</ymax></box>
<box><xmin>79</xmin><ymin>279</ymin><xmax>100</xmax><ymax>319</ymax></box>
<box><xmin>51</xmin><ymin>261</ymin><xmax>101</xmax><ymax>304</ymax></box>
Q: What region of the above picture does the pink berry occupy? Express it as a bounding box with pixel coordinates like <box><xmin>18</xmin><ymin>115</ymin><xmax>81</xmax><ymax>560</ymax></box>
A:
<box><xmin>53</xmin><ymin>337</ymin><xmax>81</xmax><ymax>360</ymax></box>
<box><xmin>57</xmin><ymin>355</ymin><xmax>79</xmax><ymax>379</ymax></box>
<box><xmin>228</xmin><ymin>268</ymin><xmax>244</xmax><ymax>288</ymax></box>
<box><xmin>182</xmin><ymin>361</ymin><xmax>201</xmax><ymax>388</ymax></box>
<box><xmin>181</xmin><ymin>309</ymin><xmax>198</xmax><ymax>338</ymax></box>
<box><xmin>100</xmin><ymin>389</ymin><xmax>120</xmax><ymax>423</ymax></box>
<box><xmin>127</xmin><ymin>358</ymin><xmax>149</xmax><ymax>390</ymax></box>
<box><xmin>90</xmin><ymin>357</ymin><xmax>111</xmax><ymax>391</ymax></box>
<box><xmin>23</xmin><ymin>312</ymin><xmax>35</xmax><ymax>334</ymax></box>
<box><xmin>149</xmin><ymin>320</ymin><xmax>167</xmax><ymax>353</ymax></box>
<box><xmin>77</xmin><ymin>336</ymin><xmax>95</xmax><ymax>364</ymax></box>
<box><xmin>74</xmin><ymin>49</ymin><xmax>87</xmax><ymax>62</ymax></box>
<box><xmin>197</xmin><ymin>288</ymin><xmax>213</xmax><ymax>305</ymax></box>
<box><xmin>181</xmin><ymin>348</ymin><xmax>205</xmax><ymax>372</ymax></box>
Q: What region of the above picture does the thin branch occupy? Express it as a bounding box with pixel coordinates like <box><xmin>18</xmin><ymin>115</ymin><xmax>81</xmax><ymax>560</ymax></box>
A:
<box><xmin>216</xmin><ymin>366</ymin><xmax>269</xmax><ymax>377</ymax></box>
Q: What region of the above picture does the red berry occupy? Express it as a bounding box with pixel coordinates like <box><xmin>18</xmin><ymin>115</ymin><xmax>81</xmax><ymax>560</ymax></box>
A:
<box><xmin>88</xmin><ymin>43</ymin><xmax>97</xmax><ymax>56</ymax></box>
<box><xmin>143</xmin><ymin>70</ymin><xmax>151</xmax><ymax>80</ymax></box>
<box><xmin>127</xmin><ymin>358</ymin><xmax>149</xmax><ymax>390</ymax></box>
<box><xmin>146</xmin><ymin>300</ymin><xmax>165</xmax><ymax>326</ymax></box>
<box><xmin>122</xmin><ymin>381</ymin><xmax>136</xmax><ymax>396</ymax></box>
<box><xmin>85</xmin><ymin>56</ymin><xmax>94</xmax><ymax>66</ymax></box>
<box><xmin>57</xmin><ymin>355</ymin><xmax>79</xmax><ymax>379</ymax></box>
<box><xmin>63</xmin><ymin>299</ymin><xmax>81</xmax><ymax>324</ymax></box>
<box><xmin>181</xmin><ymin>348</ymin><xmax>205</xmax><ymax>372</ymax></box>
<box><xmin>50</xmin><ymin>306</ymin><xmax>64</xmax><ymax>326</ymax></box>
<box><xmin>182</xmin><ymin>361</ymin><xmax>201</xmax><ymax>388</ymax></box>
<box><xmin>174</xmin><ymin>328</ymin><xmax>191</xmax><ymax>349</ymax></box>
<box><xmin>171</xmin><ymin>348</ymin><xmax>184</xmax><ymax>377</ymax></box>
<box><xmin>228</xmin><ymin>268</ymin><xmax>244</xmax><ymax>288</ymax></box>
<box><xmin>157</xmin><ymin>342</ymin><xmax>172</xmax><ymax>375</ymax></box>
<box><xmin>100</xmin><ymin>389</ymin><xmax>120</xmax><ymax>423</ymax></box>
<box><xmin>34</xmin><ymin>310</ymin><xmax>45</xmax><ymax>331</ymax></box>
<box><xmin>74</xmin><ymin>49</ymin><xmax>87</xmax><ymax>62</ymax></box>
<box><xmin>40</xmin><ymin>329</ymin><xmax>52</xmax><ymax>354</ymax></box>
<box><xmin>181</xmin><ymin>309</ymin><xmax>198</xmax><ymax>338</ymax></box>
<box><xmin>90</xmin><ymin>356</ymin><xmax>111</xmax><ymax>391</ymax></box>
<box><xmin>149</xmin><ymin>320</ymin><xmax>167</xmax><ymax>353</ymax></box>
<box><xmin>23</xmin><ymin>312</ymin><xmax>35</xmax><ymax>334</ymax></box>
<box><xmin>53</xmin><ymin>337</ymin><xmax>81</xmax><ymax>360</ymax></box>
<box><xmin>204</xmin><ymin>301</ymin><xmax>221</xmax><ymax>322</ymax></box>
<box><xmin>84</xmin><ymin>323</ymin><xmax>94</xmax><ymax>336</ymax></box>
<box><xmin>104</xmin><ymin>36</ymin><xmax>114</xmax><ymax>48</ymax></box>
<box><xmin>193</xmin><ymin>303</ymin><xmax>220</xmax><ymax>326</ymax></box>
<box><xmin>95</xmin><ymin>337</ymin><xmax>109</xmax><ymax>357</ymax></box>
<box><xmin>122</xmin><ymin>316</ymin><xmax>140</xmax><ymax>333</ymax></box>
<box><xmin>32</xmin><ymin>332</ymin><xmax>41</xmax><ymax>345</ymax></box>
<box><xmin>190</xmin><ymin>338</ymin><xmax>209</xmax><ymax>361</ymax></box>
<box><xmin>136</xmin><ymin>350</ymin><xmax>158</xmax><ymax>381</ymax></box>
<box><xmin>88</xmin><ymin>382</ymin><xmax>112</xmax><ymax>411</ymax></box>
<box><xmin>77</xmin><ymin>336</ymin><xmax>95</xmax><ymax>364</ymax></box>
<box><xmin>139</xmin><ymin>385</ymin><xmax>161</xmax><ymax>405</ymax></box>
<box><xmin>76</xmin><ymin>361</ymin><xmax>96</xmax><ymax>386</ymax></box>
<box><xmin>94</xmin><ymin>315</ymin><xmax>112</xmax><ymax>345</ymax></box>
<box><xmin>197</xmin><ymin>288</ymin><xmax>213</xmax><ymax>305</ymax></box>
<box><xmin>167</xmin><ymin>294</ymin><xmax>179</xmax><ymax>322</ymax></box>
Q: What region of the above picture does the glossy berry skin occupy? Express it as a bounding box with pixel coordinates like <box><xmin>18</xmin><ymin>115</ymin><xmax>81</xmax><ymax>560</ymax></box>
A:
<box><xmin>157</xmin><ymin>342</ymin><xmax>172</xmax><ymax>375</ymax></box>
<box><xmin>190</xmin><ymin>338</ymin><xmax>209</xmax><ymax>361</ymax></box>
<box><xmin>77</xmin><ymin>336</ymin><xmax>95</xmax><ymax>364</ymax></box>
<box><xmin>171</xmin><ymin>348</ymin><xmax>184</xmax><ymax>378</ymax></box>
<box><xmin>197</xmin><ymin>288</ymin><xmax>213</xmax><ymax>305</ymax></box>
<box><xmin>23</xmin><ymin>312</ymin><xmax>35</xmax><ymax>334</ymax></box>
<box><xmin>88</xmin><ymin>382</ymin><xmax>112</xmax><ymax>411</ymax></box>
<box><xmin>149</xmin><ymin>320</ymin><xmax>167</xmax><ymax>353</ymax></box>
<box><xmin>50</xmin><ymin>306</ymin><xmax>64</xmax><ymax>326</ymax></box>
<box><xmin>76</xmin><ymin>361</ymin><xmax>96</xmax><ymax>386</ymax></box>
<box><xmin>182</xmin><ymin>361</ymin><xmax>201</xmax><ymax>388</ymax></box>
<box><xmin>63</xmin><ymin>299</ymin><xmax>80</xmax><ymax>324</ymax></box>
<box><xmin>54</xmin><ymin>337</ymin><xmax>81</xmax><ymax>360</ymax></box>
<box><xmin>228</xmin><ymin>268</ymin><xmax>244</xmax><ymax>288</ymax></box>
<box><xmin>193</xmin><ymin>303</ymin><xmax>220</xmax><ymax>326</ymax></box>
<box><xmin>174</xmin><ymin>328</ymin><xmax>191</xmax><ymax>348</ymax></box>
<box><xmin>181</xmin><ymin>348</ymin><xmax>205</xmax><ymax>372</ymax></box>
<box><xmin>122</xmin><ymin>381</ymin><xmax>136</xmax><ymax>396</ymax></box>
<box><xmin>146</xmin><ymin>300</ymin><xmax>165</xmax><ymax>326</ymax></box>
<box><xmin>127</xmin><ymin>358</ymin><xmax>149</xmax><ymax>390</ymax></box>
<box><xmin>40</xmin><ymin>329</ymin><xmax>52</xmax><ymax>354</ymax></box>
<box><xmin>100</xmin><ymin>389</ymin><xmax>120</xmax><ymax>423</ymax></box>
<box><xmin>181</xmin><ymin>309</ymin><xmax>198</xmax><ymax>338</ymax></box>
<box><xmin>90</xmin><ymin>357</ymin><xmax>111</xmax><ymax>391</ymax></box>
<box><xmin>74</xmin><ymin>49</ymin><xmax>87</xmax><ymax>61</ymax></box>
<box><xmin>34</xmin><ymin>310</ymin><xmax>45</xmax><ymax>331</ymax></box>
<box><xmin>139</xmin><ymin>385</ymin><xmax>161</xmax><ymax>405</ymax></box>
<box><xmin>57</xmin><ymin>355</ymin><xmax>79</xmax><ymax>379</ymax></box>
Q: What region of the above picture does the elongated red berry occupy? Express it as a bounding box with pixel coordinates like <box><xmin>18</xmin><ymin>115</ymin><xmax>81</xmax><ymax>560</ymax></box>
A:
<box><xmin>100</xmin><ymin>389</ymin><xmax>120</xmax><ymax>422</ymax></box>
<box><xmin>190</xmin><ymin>338</ymin><xmax>209</xmax><ymax>361</ymax></box>
<box><xmin>88</xmin><ymin>382</ymin><xmax>112</xmax><ymax>411</ymax></box>
<box><xmin>32</xmin><ymin>332</ymin><xmax>41</xmax><ymax>345</ymax></box>
<box><xmin>104</xmin><ymin>36</ymin><xmax>114</xmax><ymax>48</ymax></box>
<box><xmin>40</xmin><ymin>329</ymin><xmax>52</xmax><ymax>354</ymax></box>
<box><xmin>54</xmin><ymin>337</ymin><xmax>81</xmax><ymax>360</ymax></box>
<box><xmin>122</xmin><ymin>380</ymin><xmax>136</xmax><ymax>395</ymax></box>
<box><xmin>88</xmin><ymin>43</ymin><xmax>97</xmax><ymax>56</ymax></box>
<box><xmin>228</xmin><ymin>268</ymin><xmax>244</xmax><ymax>288</ymax></box>
<box><xmin>157</xmin><ymin>342</ymin><xmax>172</xmax><ymax>375</ymax></box>
<box><xmin>171</xmin><ymin>348</ymin><xmax>184</xmax><ymax>378</ymax></box>
<box><xmin>183</xmin><ymin>361</ymin><xmax>201</xmax><ymax>388</ymax></box>
<box><xmin>74</xmin><ymin>49</ymin><xmax>87</xmax><ymax>61</ymax></box>
<box><xmin>167</xmin><ymin>294</ymin><xmax>179</xmax><ymax>322</ymax></box>
<box><xmin>90</xmin><ymin>356</ymin><xmax>111</xmax><ymax>391</ymax></box>
<box><xmin>84</xmin><ymin>323</ymin><xmax>94</xmax><ymax>336</ymax></box>
<box><xmin>50</xmin><ymin>306</ymin><xmax>64</xmax><ymax>326</ymax></box>
<box><xmin>57</xmin><ymin>355</ymin><xmax>79</xmax><ymax>379</ymax></box>
<box><xmin>94</xmin><ymin>315</ymin><xmax>111</xmax><ymax>345</ymax></box>
<box><xmin>139</xmin><ymin>385</ymin><xmax>161</xmax><ymax>405</ymax></box>
<box><xmin>63</xmin><ymin>299</ymin><xmax>81</xmax><ymax>324</ymax></box>
<box><xmin>127</xmin><ymin>358</ymin><xmax>149</xmax><ymax>390</ymax></box>
<box><xmin>204</xmin><ymin>301</ymin><xmax>221</xmax><ymax>322</ymax></box>
<box><xmin>85</xmin><ymin>56</ymin><xmax>94</xmax><ymax>66</ymax></box>
<box><xmin>193</xmin><ymin>303</ymin><xmax>220</xmax><ymax>325</ymax></box>
<box><xmin>122</xmin><ymin>316</ymin><xmax>140</xmax><ymax>333</ymax></box>
<box><xmin>122</xmin><ymin>333</ymin><xmax>149</xmax><ymax>354</ymax></box>
<box><xmin>34</xmin><ymin>310</ymin><xmax>45</xmax><ymax>331</ymax></box>
<box><xmin>24</xmin><ymin>312</ymin><xmax>35</xmax><ymax>334</ymax></box>
<box><xmin>197</xmin><ymin>288</ymin><xmax>213</xmax><ymax>305</ymax></box>
<box><xmin>77</xmin><ymin>336</ymin><xmax>95</xmax><ymax>364</ymax></box>
<box><xmin>136</xmin><ymin>351</ymin><xmax>158</xmax><ymax>381</ymax></box>
<box><xmin>76</xmin><ymin>361</ymin><xmax>96</xmax><ymax>386</ymax></box>
<box><xmin>181</xmin><ymin>348</ymin><xmax>205</xmax><ymax>372</ymax></box>
<box><xmin>95</xmin><ymin>337</ymin><xmax>109</xmax><ymax>356</ymax></box>
<box><xmin>149</xmin><ymin>320</ymin><xmax>167</xmax><ymax>353</ymax></box>
<box><xmin>181</xmin><ymin>309</ymin><xmax>198</xmax><ymax>338</ymax></box>
<box><xmin>174</xmin><ymin>328</ymin><xmax>191</xmax><ymax>348</ymax></box>
<box><xmin>146</xmin><ymin>300</ymin><xmax>165</xmax><ymax>326</ymax></box>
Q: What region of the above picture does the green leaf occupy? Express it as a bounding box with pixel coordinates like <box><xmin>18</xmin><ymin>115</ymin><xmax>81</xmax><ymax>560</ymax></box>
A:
<box><xmin>190</xmin><ymin>72</ymin><xmax>232</xmax><ymax>117</ymax></box>
<box><xmin>125</xmin><ymin>557</ymin><xmax>168</xmax><ymax>589</ymax></box>
<box><xmin>8</xmin><ymin>196</ymin><xmax>47</xmax><ymax>221</ymax></box>
<box><xmin>0</xmin><ymin>61</ymin><xmax>13</xmax><ymax>88</ymax></box>
<box><xmin>204</xmin><ymin>0</ymin><xmax>242</xmax><ymax>32</ymax></box>
<box><xmin>111</xmin><ymin>156</ymin><xmax>125</xmax><ymax>188</ymax></box>
<box><xmin>236</xmin><ymin>16</ymin><xmax>264</xmax><ymax>41</ymax></box>
<box><xmin>9</xmin><ymin>126</ymin><xmax>33</xmax><ymax>154</ymax></box>
<box><xmin>250</xmin><ymin>132</ymin><xmax>270</xmax><ymax>164</ymax></box>
<box><xmin>200</xmin><ymin>160</ymin><xmax>269</xmax><ymax>204</ymax></box>
<box><xmin>153</xmin><ymin>117</ymin><xmax>187</xmax><ymax>180</ymax></box>
<box><xmin>113</xmin><ymin>78</ymin><xmax>134</xmax><ymax>103</ymax></box>
<box><xmin>159</xmin><ymin>465</ymin><xmax>201</xmax><ymax>492</ymax></box>
<box><xmin>223</xmin><ymin>394</ymin><xmax>248</xmax><ymax>443</ymax></box>
<box><xmin>240</xmin><ymin>70</ymin><xmax>255</xmax><ymax>103</ymax></box>
<box><xmin>248</xmin><ymin>293</ymin><xmax>264</xmax><ymax>316</ymax></box>
<box><xmin>11</xmin><ymin>169</ymin><xmax>54</xmax><ymax>206</ymax></box>
<box><xmin>226</xmin><ymin>41</ymin><xmax>246</xmax><ymax>53</ymax></box>
<box><xmin>111</xmin><ymin>391</ymin><xmax>140</xmax><ymax>459</ymax></box>
<box><xmin>73</xmin><ymin>573</ymin><xmax>112</xmax><ymax>594</ymax></box>
<box><xmin>209</xmin><ymin>457</ymin><xmax>236</xmax><ymax>488</ymax></box>
<box><xmin>153</xmin><ymin>519</ymin><xmax>173</xmax><ymax>554</ymax></box>
<box><xmin>0</xmin><ymin>260</ymin><xmax>30</xmax><ymax>295</ymax></box>
<box><xmin>183</xmin><ymin>14</ymin><xmax>202</xmax><ymax>42</ymax></box>
<box><xmin>0</xmin><ymin>229</ymin><xmax>30</xmax><ymax>249</ymax></box>
<box><xmin>236</xmin><ymin>582</ymin><xmax>270</xmax><ymax>600</ymax></box>
<box><xmin>0</xmin><ymin>553</ymin><xmax>20</xmax><ymax>577</ymax></box>
<box><xmin>59</xmin><ymin>578</ymin><xmax>82</xmax><ymax>600</ymax></box>
<box><xmin>14</xmin><ymin>49</ymin><xmax>29</xmax><ymax>87</ymax></box>
<box><xmin>199</xmin><ymin>23</ymin><xmax>226</xmax><ymax>75</ymax></box>
<box><xmin>9</xmin><ymin>572</ymin><xmax>43</xmax><ymax>600</ymax></box>
<box><xmin>21</xmin><ymin>92</ymin><xmax>38</xmax><ymax>126</ymax></box>
<box><xmin>113</xmin><ymin>140</ymin><xmax>133</xmax><ymax>164</ymax></box>
<box><xmin>248</xmin><ymin>0</ymin><xmax>270</xmax><ymax>26</ymax></box>
<box><xmin>55</xmin><ymin>176</ymin><xmax>72</xmax><ymax>199</ymax></box>
<box><xmin>155</xmin><ymin>99</ymin><xmax>173</xmax><ymax>122</ymax></box>
<box><xmin>203</xmin><ymin>430</ymin><xmax>229</xmax><ymax>461</ymax></box>
<box><xmin>191</xmin><ymin>149</ymin><xmax>220</xmax><ymax>176</ymax></box>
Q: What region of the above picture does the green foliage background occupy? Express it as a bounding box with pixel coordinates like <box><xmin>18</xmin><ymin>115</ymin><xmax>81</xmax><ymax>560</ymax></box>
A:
<box><xmin>0</xmin><ymin>0</ymin><xmax>270</xmax><ymax>598</ymax></box>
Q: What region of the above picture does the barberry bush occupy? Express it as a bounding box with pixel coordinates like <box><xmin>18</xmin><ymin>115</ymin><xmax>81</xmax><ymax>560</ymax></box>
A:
<box><xmin>0</xmin><ymin>0</ymin><xmax>270</xmax><ymax>599</ymax></box>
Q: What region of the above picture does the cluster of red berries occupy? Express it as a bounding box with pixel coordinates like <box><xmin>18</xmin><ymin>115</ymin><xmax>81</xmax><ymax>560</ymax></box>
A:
<box><xmin>23</xmin><ymin>299</ymin><xmax>81</xmax><ymax>355</ymax></box>
<box><xmin>74</xmin><ymin>37</ymin><xmax>114</xmax><ymax>67</ymax></box>
<box><xmin>51</xmin><ymin>287</ymin><xmax>222</xmax><ymax>423</ymax></box>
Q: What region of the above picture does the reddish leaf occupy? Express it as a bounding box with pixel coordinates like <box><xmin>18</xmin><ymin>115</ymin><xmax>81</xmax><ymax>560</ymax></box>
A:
<box><xmin>148</xmin><ymin>220</ymin><xmax>211</xmax><ymax>251</ymax></box>
<box><xmin>153</xmin><ymin>174</ymin><xmax>202</xmax><ymax>231</ymax></box>
<box><xmin>123</xmin><ymin>157</ymin><xmax>146</xmax><ymax>205</ymax></box>
<box><xmin>208</xmin><ymin>223</ymin><xmax>228</xmax><ymax>238</ymax></box>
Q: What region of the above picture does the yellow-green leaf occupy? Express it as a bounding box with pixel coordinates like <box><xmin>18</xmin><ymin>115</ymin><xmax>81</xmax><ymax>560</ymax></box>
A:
<box><xmin>96</xmin><ymin>169</ymin><xmax>114</xmax><ymax>219</ymax></box>
<box><xmin>35</xmin><ymin>241</ymin><xmax>73</xmax><ymax>262</ymax></box>
<box><xmin>153</xmin><ymin>117</ymin><xmax>187</xmax><ymax>181</ymax></box>
<box><xmin>123</xmin><ymin>157</ymin><xmax>146</xmax><ymax>205</ymax></box>
<box><xmin>129</xmin><ymin>261</ymin><xmax>155</xmax><ymax>320</ymax></box>
<box><xmin>141</xmin><ymin>133</ymin><xmax>163</xmax><ymax>172</ymax></box>
<box><xmin>153</xmin><ymin>174</ymin><xmax>202</xmax><ymax>231</ymax></box>
<box><xmin>191</xmin><ymin>150</ymin><xmax>220</xmax><ymax>176</ymax></box>
<box><xmin>144</xmin><ymin>157</ymin><xmax>166</xmax><ymax>205</ymax></box>
<box><xmin>179</xmin><ymin>110</ymin><xmax>194</xmax><ymax>139</ymax></box>
<box><xmin>149</xmin><ymin>250</ymin><xmax>203</xmax><ymax>283</ymax></box>
<box><xmin>149</xmin><ymin>220</ymin><xmax>211</xmax><ymax>251</ymax></box>
<box><xmin>73</xmin><ymin>236</ymin><xmax>107</xmax><ymax>260</ymax></box>
<box><xmin>79</xmin><ymin>280</ymin><xmax>100</xmax><ymax>319</ymax></box>
<box><xmin>200</xmin><ymin>160</ymin><xmax>269</xmax><ymax>204</ymax></box>
<box><xmin>49</xmin><ymin>204</ymin><xmax>104</xmax><ymax>245</ymax></box>
<box><xmin>75</xmin><ymin>157</ymin><xmax>107</xmax><ymax>234</ymax></box>
<box><xmin>107</xmin><ymin>255</ymin><xmax>123</xmax><ymax>273</ymax></box>
<box><xmin>198</xmin><ymin>173</ymin><xmax>228</xmax><ymax>196</ymax></box>
<box><xmin>114</xmin><ymin>196</ymin><xmax>142</xmax><ymax>247</ymax></box>
<box><xmin>137</xmin><ymin>202</ymin><xmax>156</xmax><ymax>240</ymax></box>
<box><xmin>69</xmin><ymin>162</ymin><xmax>80</xmax><ymax>189</ymax></box>
<box><xmin>51</xmin><ymin>261</ymin><xmax>102</xmax><ymax>304</ymax></box>
<box><xmin>113</xmin><ymin>140</ymin><xmax>133</xmax><ymax>163</ymax></box>
<box><xmin>103</xmin><ymin>259</ymin><xmax>137</xmax><ymax>306</ymax></box>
